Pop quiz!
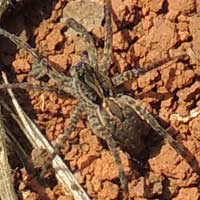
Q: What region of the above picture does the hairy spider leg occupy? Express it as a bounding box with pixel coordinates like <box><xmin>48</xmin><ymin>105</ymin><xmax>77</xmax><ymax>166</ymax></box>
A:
<box><xmin>65</xmin><ymin>18</ymin><xmax>98</xmax><ymax>69</ymax></box>
<box><xmin>87</xmin><ymin>109</ymin><xmax>129</xmax><ymax>199</ymax></box>
<box><xmin>0</xmin><ymin>28</ymin><xmax>73</xmax><ymax>93</ymax></box>
<box><xmin>0</xmin><ymin>82</ymin><xmax>69</xmax><ymax>95</ymax></box>
<box><xmin>111</xmin><ymin>53</ymin><xmax>189</xmax><ymax>86</ymax></box>
<box><xmin>118</xmin><ymin>95</ymin><xmax>200</xmax><ymax>175</ymax></box>
<box><xmin>40</xmin><ymin>102</ymin><xmax>83</xmax><ymax>177</ymax></box>
<box><xmin>0</xmin><ymin>27</ymin><xmax>38</xmax><ymax>58</ymax></box>
<box><xmin>101</xmin><ymin>0</ymin><xmax>112</xmax><ymax>74</ymax></box>
<box><xmin>112</xmin><ymin>68</ymin><xmax>146</xmax><ymax>86</ymax></box>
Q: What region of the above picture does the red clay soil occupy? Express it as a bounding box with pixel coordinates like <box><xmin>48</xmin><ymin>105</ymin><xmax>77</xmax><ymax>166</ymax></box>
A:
<box><xmin>1</xmin><ymin>0</ymin><xmax>200</xmax><ymax>199</ymax></box>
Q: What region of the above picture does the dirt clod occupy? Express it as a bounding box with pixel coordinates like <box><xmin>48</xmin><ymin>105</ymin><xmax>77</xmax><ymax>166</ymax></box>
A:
<box><xmin>1</xmin><ymin>0</ymin><xmax>200</xmax><ymax>199</ymax></box>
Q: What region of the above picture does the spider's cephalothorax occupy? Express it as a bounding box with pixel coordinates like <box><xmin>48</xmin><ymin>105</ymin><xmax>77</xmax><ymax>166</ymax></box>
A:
<box><xmin>0</xmin><ymin>0</ymin><xmax>199</xmax><ymax>199</ymax></box>
<box><xmin>70</xmin><ymin>62</ymin><xmax>111</xmax><ymax>105</ymax></box>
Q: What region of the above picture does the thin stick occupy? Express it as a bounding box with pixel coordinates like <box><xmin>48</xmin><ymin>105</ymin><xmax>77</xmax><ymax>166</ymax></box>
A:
<box><xmin>0</xmin><ymin>0</ymin><xmax>12</xmax><ymax>19</ymax></box>
<box><xmin>1</xmin><ymin>71</ymin><xmax>91</xmax><ymax>200</ymax></box>
<box><xmin>170</xmin><ymin>107</ymin><xmax>200</xmax><ymax>123</ymax></box>
<box><xmin>0</xmin><ymin>105</ymin><xmax>18</xmax><ymax>200</ymax></box>
<box><xmin>4</xmin><ymin>126</ymin><xmax>37</xmax><ymax>177</ymax></box>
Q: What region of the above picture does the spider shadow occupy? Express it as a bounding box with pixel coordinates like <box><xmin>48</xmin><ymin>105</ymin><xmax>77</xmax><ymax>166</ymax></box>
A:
<box><xmin>140</xmin><ymin>118</ymin><xmax>200</xmax><ymax>199</ymax></box>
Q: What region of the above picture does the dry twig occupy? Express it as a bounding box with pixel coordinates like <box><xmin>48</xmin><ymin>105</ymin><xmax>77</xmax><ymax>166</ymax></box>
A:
<box><xmin>170</xmin><ymin>107</ymin><xmax>200</xmax><ymax>123</ymax></box>
<box><xmin>0</xmin><ymin>0</ymin><xmax>11</xmax><ymax>19</ymax></box>
<box><xmin>1</xmin><ymin>71</ymin><xmax>91</xmax><ymax>200</ymax></box>
<box><xmin>0</xmin><ymin>104</ymin><xmax>18</xmax><ymax>200</ymax></box>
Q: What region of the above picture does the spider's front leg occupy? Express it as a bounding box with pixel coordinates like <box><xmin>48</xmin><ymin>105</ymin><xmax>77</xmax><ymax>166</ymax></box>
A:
<box><xmin>64</xmin><ymin>18</ymin><xmax>98</xmax><ymax>69</ymax></box>
<box><xmin>112</xmin><ymin>68</ymin><xmax>146</xmax><ymax>86</ymax></box>
<box><xmin>100</xmin><ymin>0</ymin><xmax>112</xmax><ymax>74</ymax></box>
<box><xmin>0</xmin><ymin>28</ymin><xmax>75</xmax><ymax>96</ymax></box>
<box><xmin>87</xmin><ymin>108</ymin><xmax>129</xmax><ymax>199</ymax></box>
<box><xmin>0</xmin><ymin>27</ymin><xmax>38</xmax><ymax>58</ymax></box>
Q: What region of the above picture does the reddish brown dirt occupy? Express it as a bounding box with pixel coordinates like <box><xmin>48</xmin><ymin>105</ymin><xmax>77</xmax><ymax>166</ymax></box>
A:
<box><xmin>1</xmin><ymin>0</ymin><xmax>200</xmax><ymax>199</ymax></box>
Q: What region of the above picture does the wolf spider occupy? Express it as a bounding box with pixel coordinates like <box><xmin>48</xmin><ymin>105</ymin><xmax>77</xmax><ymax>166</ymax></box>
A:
<box><xmin>0</xmin><ymin>0</ymin><xmax>199</xmax><ymax>199</ymax></box>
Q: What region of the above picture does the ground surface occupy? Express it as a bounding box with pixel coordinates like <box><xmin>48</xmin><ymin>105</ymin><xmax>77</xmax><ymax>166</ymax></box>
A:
<box><xmin>0</xmin><ymin>0</ymin><xmax>200</xmax><ymax>199</ymax></box>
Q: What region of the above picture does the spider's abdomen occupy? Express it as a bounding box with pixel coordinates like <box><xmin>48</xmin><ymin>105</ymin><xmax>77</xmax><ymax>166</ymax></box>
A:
<box><xmin>106</xmin><ymin>98</ymin><xmax>150</xmax><ymax>158</ymax></box>
<box><xmin>88</xmin><ymin>97</ymin><xmax>150</xmax><ymax>158</ymax></box>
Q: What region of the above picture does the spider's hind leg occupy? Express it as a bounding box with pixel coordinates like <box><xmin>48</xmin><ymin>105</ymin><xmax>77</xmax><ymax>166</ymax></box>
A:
<box><xmin>88</xmin><ymin>111</ymin><xmax>129</xmax><ymax>199</ymax></box>
<box><xmin>106</xmin><ymin>135</ymin><xmax>129</xmax><ymax>199</ymax></box>
<box><xmin>40</xmin><ymin>102</ymin><xmax>83</xmax><ymax>177</ymax></box>
<box><xmin>117</xmin><ymin>95</ymin><xmax>200</xmax><ymax>176</ymax></box>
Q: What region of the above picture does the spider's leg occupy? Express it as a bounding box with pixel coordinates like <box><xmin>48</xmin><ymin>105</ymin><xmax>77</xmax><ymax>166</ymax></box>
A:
<box><xmin>0</xmin><ymin>28</ymin><xmax>75</xmax><ymax>95</ymax></box>
<box><xmin>112</xmin><ymin>53</ymin><xmax>189</xmax><ymax>86</ymax></box>
<box><xmin>0</xmin><ymin>27</ymin><xmax>38</xmax><ymax>59</ymax></box>
<box><xmin>40</xmin><ymin>102</ymin><xmax>83</xmax><ymax>177</ymax></box>
<box><xmin>112</xmin><ymin>68</ymin><xmax>146</xmax><ymax>86</ymax></box>
<box><xmin>88</xmin><ymin>111</ymin><xmax>129</xmax><ymax>199</ymax></box>
<box><xmin>117</xmin><ymin>95</ymin><xmax>200</xmax><ymax>175</ymax></box>
<box><xmin>97</xmin><ymin>0</ymin><xmax>115</xmax><ymax>96</ymax></box>
<box><xmin>100</xmin><ymin>0</ymin><xmax>112</xmax><ymax>74</ymax></box>
<box><xmin>64</xmin><ymin>18</ymin><xmax>97</xmax><ymax>69</ymax></box>
<box><xmin>47</xmin><ymin>67</ymin><xmax>75</xmax><ymax>96</ymax></box>
<box><xmin>0</xmin><ymin>82</ymin><xmax>73</xmax><ymax>98</ymax></box>
<box><xmin>106</xmin><ymin>135</ymin><xmax>129</xmax><ymax>199</ymax></box>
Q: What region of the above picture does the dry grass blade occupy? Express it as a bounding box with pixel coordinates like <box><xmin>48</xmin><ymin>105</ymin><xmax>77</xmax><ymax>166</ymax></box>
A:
<box><xmin>0</xmin><ymin>0</ymin><xmax>11</xmax><ymax>19</ymax></box>
<box><xmin>170</xmin><ymin>107</ymin><xmax>200</xmax><ymax>123</ymax></box>
<box><xmin>1</xmin><ymin>71</ymin><xmax>91</xmax><ymax>200</ymax></box>
<box><xmin>0</xmin><ymin>105</ymin><xmax>18</xmax><ymax>200</ymax></box>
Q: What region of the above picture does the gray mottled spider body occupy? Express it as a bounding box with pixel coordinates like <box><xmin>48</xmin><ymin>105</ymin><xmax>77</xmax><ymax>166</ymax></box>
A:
<box><xmin>0</xmin><ymin>0</ymin><xmax>199</xmax><ymax>199</ymax></box>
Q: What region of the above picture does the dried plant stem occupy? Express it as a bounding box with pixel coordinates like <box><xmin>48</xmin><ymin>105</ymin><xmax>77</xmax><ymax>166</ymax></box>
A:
<box><xmin>1</xmin><ymin>71</ymin><xmax>91</xmax><ymax>200</ymax></box>
<box><xmin>170</xmin><ymin>107</ymin><xmax>200</xmax><ymax>123</ymax></box>
<box><xmin>0</xmin><ymin>105</ymin><xmax>18</xmax><ymax>200</ymax></box>
<box><xmin>0</xmin><ymin>0</ymin><xmax>11</xmax><ymax>19</ymax></box>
